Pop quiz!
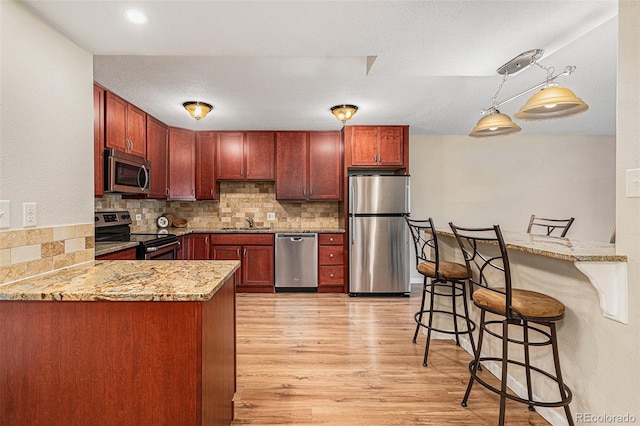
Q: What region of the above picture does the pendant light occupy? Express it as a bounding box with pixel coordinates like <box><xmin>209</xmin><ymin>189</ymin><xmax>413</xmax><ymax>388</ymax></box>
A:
<box><xmin>469</xmin><ymin>110</ymin><xmax>521</xmax><ymax>138</ymax></box>
<box><xmin>470</xmin><ymin>49</ymin><xmax>589</xmax><ymax>137</ymax></box>
<box><xmin>183</xmin><ymin>101</ymin><xmax>213</xmax><ymax>120</ymax></box>
<box><xmin>514</xmin><ymin>85</ymin><xmax>589</xmax><ymax>120</ymax></box>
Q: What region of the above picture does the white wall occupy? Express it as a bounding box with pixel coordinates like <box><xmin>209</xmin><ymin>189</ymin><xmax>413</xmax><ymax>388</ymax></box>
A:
<box><xmin>409</xmin><ymin>134</ymin><xmax>615</xmax><ymax>242</ymax></box>
<box><xmin>0</xmin><ymin>0</ymin><xmax>94</xmax><ymax>229</ymax></box>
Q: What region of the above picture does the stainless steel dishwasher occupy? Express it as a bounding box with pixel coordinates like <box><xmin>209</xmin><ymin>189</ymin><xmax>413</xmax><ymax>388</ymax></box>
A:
<box><xmin>275</xmin><ymin>233</ymin><xmax>318</xmax><ymax>291</ymax></box>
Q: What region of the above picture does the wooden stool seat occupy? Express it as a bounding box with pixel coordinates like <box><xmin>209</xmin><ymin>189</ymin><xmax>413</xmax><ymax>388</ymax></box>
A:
<box><xmin>417</xmin><ymin>260</ymin><xmax>468</xmax><ymax>280</ymax></box>
<box><xmin>473</xmin><ymin>288</ymin><xmax>565</xmax><ymax>320</ymax></box>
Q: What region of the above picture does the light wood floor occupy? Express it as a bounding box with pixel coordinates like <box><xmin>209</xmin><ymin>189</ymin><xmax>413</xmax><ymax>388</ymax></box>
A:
<box><xmin>233</xmin><ymin>287</ymin><xmax>550</xmax><ymax>425</ymax></box>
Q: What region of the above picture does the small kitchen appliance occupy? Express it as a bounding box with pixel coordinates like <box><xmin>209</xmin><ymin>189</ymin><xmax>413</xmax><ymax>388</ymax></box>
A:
<box><xmin>95</xmin><ymin>211</ymin><xmax>179</xmax><ymax>260</ymax></box>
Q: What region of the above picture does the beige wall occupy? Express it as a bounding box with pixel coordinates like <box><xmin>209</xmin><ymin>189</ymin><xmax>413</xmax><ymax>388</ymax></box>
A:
<box><xmin>0</xmin><ymin>0</ymin><xmax>94</xmax><ymax>283</ymax></box>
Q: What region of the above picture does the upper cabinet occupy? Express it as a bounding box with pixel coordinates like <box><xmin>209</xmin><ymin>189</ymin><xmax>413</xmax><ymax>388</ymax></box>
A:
<box><xmin>276</xmin><ymin>131</ymin><xmax>342</xmax><ymax>201</ymax></box>
<box><xmin>217</xmin><ymin>131</ymin><xmax>275</xmax><ymax>181</ymax></box>
<box><xmin>168</xmin><ymin>127</ymin><xmax>195</xmax><ymax>201</ymax></box>
<box><xmin>196</xmin><ymin>132</ymin><xmax>218</xmax><ymax>200</ymax></box>
<box><xmin>344</xmin><ymin>126</ymin><xmax>408</xmax><ymax>170</ymax></box>
<box><xmin>105</xmin><ymin>91</ymin><xmax>147</xmax><ymax>157</ymax></box>
<box><xmin>146</xmin><ymin>116</ymin><xmax>169</xmax><ymax>199</ymax></box>
<box><xmin>93</xmin><ymin>83</ymin><xmax>105</xmax><ymax>197</ymax></box>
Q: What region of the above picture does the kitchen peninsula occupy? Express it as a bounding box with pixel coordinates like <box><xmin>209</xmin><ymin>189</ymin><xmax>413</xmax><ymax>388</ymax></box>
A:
<box><xmin>0</xmin><ymin>260</ymin><xmax>239</xmax><ymax>425</ymax></box>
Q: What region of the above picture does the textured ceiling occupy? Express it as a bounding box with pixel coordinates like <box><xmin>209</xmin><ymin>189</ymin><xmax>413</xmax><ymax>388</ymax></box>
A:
<box><xmin>24</xmin><ymin>0</ymin><xmax>618</xmax><ymax>135</ymax></box>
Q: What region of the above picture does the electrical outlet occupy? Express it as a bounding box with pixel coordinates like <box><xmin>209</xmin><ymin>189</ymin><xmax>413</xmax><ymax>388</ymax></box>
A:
<box><xmin>23</xmin><ymin>202</ymin><xmax>37</xmax><ymax>227</ymax></box>
<box><xmin>267</xmin><ymin>212</ymin><xmax>276</xmax><ymax>221</ymax></box>
<box><xmin>0</xmin><ymin>200</ymin><xmax>10</xmax><ymax>229</ymax></box>
<box><xmin>136</xmin><ymin>214</ymin><xmax>142</xmax><ymax>220</ymax></box>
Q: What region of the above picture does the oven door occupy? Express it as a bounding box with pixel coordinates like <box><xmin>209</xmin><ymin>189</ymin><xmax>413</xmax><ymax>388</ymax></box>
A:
<box><xmin>143</xmin><ymin>241</ymin><xmax>179</xmax><ymax>260</ymax></box>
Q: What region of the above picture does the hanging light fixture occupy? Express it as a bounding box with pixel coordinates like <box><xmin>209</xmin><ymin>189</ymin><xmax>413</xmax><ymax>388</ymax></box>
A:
<box><xmin>183</xmin><ymin>101</ymin><xmax>213</xmax><ymax>120</ymax></box>
<box><xmin>470</xmin><ymin>49</ymin><xmax>589</xmax><ymax>138</ymax></box>
<box><xmin>330</xmin><ymin>104</ymin><xmax>358</xmax><ymax>123</ymax></box>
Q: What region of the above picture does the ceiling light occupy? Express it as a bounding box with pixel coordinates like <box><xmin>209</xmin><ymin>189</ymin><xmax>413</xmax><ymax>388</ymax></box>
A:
<box><xmin>514</xmin><ymin>86</ymin><xmax>589</xmax><ymax>120</ymax></box>
<box><xmin>470</xmin><ymin>49</ymin><xmax>589</xmax><ymax>137</ymax></box>
<box><xmin>124</xmin><ymin>9</ymin><xmax>147</xmax><ymax>24</ymax></box>
<box><xmin>183</xmin><ymin>101</ymin><xmax>213</xmax><ymax>120</ymax></box>
<box><xmin>469</xmin><ymin>110</ymin><xmax>521</xmax><ymax>138</ymax></box>
<box><xmin>330</xmin><ymin>104</ymin><xmax>358</xmax><ymax>123</ymax></box>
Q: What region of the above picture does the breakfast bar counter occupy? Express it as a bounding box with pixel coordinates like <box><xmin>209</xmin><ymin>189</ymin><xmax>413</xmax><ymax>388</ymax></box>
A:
<box><xmin>435</xmin><ymin>230</ymin><xmax>628</xmax><ymax>424</ymax></box>
<box><xmin>0</xmin><ymin>260</ymin><xmax>240</xmax><ymax>425</ymax></box>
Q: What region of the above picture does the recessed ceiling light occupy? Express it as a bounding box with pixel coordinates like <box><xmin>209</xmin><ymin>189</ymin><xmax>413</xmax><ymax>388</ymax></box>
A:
<box><xmin>124</xmin><ymin>9</ymin><xmax>147</xmax><ymax>24</ymax></box>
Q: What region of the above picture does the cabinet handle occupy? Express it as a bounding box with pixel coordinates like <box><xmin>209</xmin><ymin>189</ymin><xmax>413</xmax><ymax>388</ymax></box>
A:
<box><xmin>211</xmin><ymin>188</ymin><xmax>214</xmax><ymax>197</ymax></box>
<box><xmin>330</xmin><ymin>273</ymin><xmax>334</xmax><ymax>278</ymax></box>
<box><xmin>329</xmin><ymin>237</ymin><xmax>334</xmax><ymax>242</ymax></box>
<box><xmin>373</xmin><ymin>155</ymin><xmax>376</xmax><ymax>163</ymax></box>
<box><xmin>191</xmin><ymin>188</ymin><xmax>194</xmax><ymax>195</ymax></box>
<box><xmin>303</xmin><ymin>189</ymin><xmax>306</xmax><ymax>197</ymax></box>
<box><xmin>205</xmin><ymin>236</ymin><xmax>209</xmax><ymax>245</ymax></box>
<box><xmin>237</xmin><ymin>248</ymin><xmax>240</xmax><ymax>257</ymax></box>
<box><xmin>240</xmin><ymin>169</ymin><xmax>244</xmax><ymax>177</ymax></box>
<box><xmin>329</xmin><ymin>253</ymin><xmax>334</xmax><ymax>258</ymax></box>
<box><xmin>166</xmin><ymin>188</ymin><xmax>170</xmax><ymax>196</ymax></box>
<box><xmin>243</xmin><ymin>248</ymin><xmax>247</xmax><ymax>257</ymax></box>
<box><xmin>310</xmin><ymin>189</ymin><xmax>313</xmax><ymax>196</ymax></box>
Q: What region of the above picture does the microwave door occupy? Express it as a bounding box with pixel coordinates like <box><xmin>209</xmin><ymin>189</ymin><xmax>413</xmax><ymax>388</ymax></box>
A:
<box><xmin>107</xmin><ymin>154</ymin><xmax>150</xmax><ymax>194</ymax></box>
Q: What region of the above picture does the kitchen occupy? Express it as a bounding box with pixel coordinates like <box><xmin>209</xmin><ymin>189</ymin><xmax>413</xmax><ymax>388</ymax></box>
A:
<box><xmin>0</xmin><ymin>1</ymin><xmax>638</xmax><ymax>425</ymax></box>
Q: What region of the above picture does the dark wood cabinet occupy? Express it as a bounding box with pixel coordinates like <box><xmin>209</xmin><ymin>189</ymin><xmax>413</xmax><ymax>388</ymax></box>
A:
<box><xmin>196</xmin><ymin>132</ymin><xmax>218</xmax><ymax>200</ymax></box>
<box><xmin>345</xmin><ymin>126</ymin><xmax>407</xmax><ymax>169</ymax></box>
<box><xmin>93</xmin><ymin>83</ymin><xmax>105</xmax><ymax>197</ymax></box>
<box><xmin>177</xmin><ymin>235</ymin><xmax>189</xmax><ymax>260</ymax></box>
<box><xmin>105</xmin><ymin>91</ymin><xmax>147</xmax><ymax>157</ymax></box>
<box><xmin>318</xmin><ymin>233</ymin><xmax>345</xmax><ymax>293</ymax></box>
<box><xmin>210</xmin><ymin>233</ymin><xmax>274</xmax><ymax>293</ymax></box>
<box><xmin>95</xmin><ymin>247</ymin><xmax>137</xmax><ymax>260</ymax></box>
<box><xmin>217</xmin><ymin>131</ymin><xmax>275</xmax><ymax>181</ymax></box>
<box><xmin>276</xmin><ymin>131</ymin><xmax>341</xmax><ymax>200</ymax></box>
<box><xmin>146</xmin><ymin>116</ymin><xmax>169</xmax><ymax>199</ymax></box>
<box><xmin>189</xmin><ymin>234</ymin><xmax>210</xmax><ymax>260</ymax></box>
<box><xmin>275</xmin><ymin>132</ymin><xmax>307</xmax><ymax>199</ymax></box>
<box><xmin>168</xmin><ymin>127</ymin><xmax>195</xmax><ymax>200</ymax></box>
<box><xmin>309</xmin><ymin>131</ymin><xmax>342</xmax><ymax>200</ymax></box>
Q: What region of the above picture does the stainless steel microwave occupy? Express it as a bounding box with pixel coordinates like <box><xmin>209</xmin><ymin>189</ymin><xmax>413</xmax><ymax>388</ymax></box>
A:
<box><xmin>104</xmin><ymin>148</ymin><xmax>151</xmax><ymax>194</ymax></box>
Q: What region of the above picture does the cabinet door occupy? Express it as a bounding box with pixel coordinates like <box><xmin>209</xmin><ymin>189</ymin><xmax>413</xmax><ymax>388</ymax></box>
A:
<box><xmin>146</xmin><ymin>116</ymin><xmax>168</xmax><ymax>199</ymax></box>
<box><xmin>126</xmin><ymin>104</ymin><xmax>147</xmax><ymax>157</ymax></box>
<box><xmin>196</xmin><ymin>132</ymin><xmax>217</xmax><ymax>200</ymax></box>
<box><xmin>309</xmin><ymin>131</ymin><xmax>342</xmax><ymax>200</ymax></box>
<box><xmin>376</xmin><ymin>126</ymin><xmax>404</xmax><ymax>166</ymax></box>
<box><xmin>105</xmin><ymin>91</ymin><xmax>128</xmax><ymax>152</ymax></box>
<box><xmin>216</xmin><ymin>132</ymin><xmax>245</xmax><ymax>180</ymax></box>
<box><xmin>242</xmin><ymin>245</ymin><xmax>274</xmax><ymax>291</ymax></box>
<box><xmin>168</xmin><ymin>127</ymin><xmax>195</xmax><ymax>200</ymax></box>
<box><xmin>189</xmin><ymin>234</ymin><xmax>210</xmax><ymax>260</ymax></box>
<box><xmin>275</xmin><ymin>132</ymin><xmax>307</xmax><ymax>200</ymax></box>
<box><xmin>94</xmin><ymin>83</ymin><xmax>105</xmax><ymax>197</ymax></box>
<box><xmin>245</xmin><ymin>132</ymin><xmax>275</xmax><ymax>180</ymax></box>
<box><xmin>211</xmin><ymin>245</ymin><xmax>242</xmax><ymax>287</ymax></box>
<box><xmin>177</xmin><ymin>235</ymin><xmax>189</xmax><ymax>260</ymax></box>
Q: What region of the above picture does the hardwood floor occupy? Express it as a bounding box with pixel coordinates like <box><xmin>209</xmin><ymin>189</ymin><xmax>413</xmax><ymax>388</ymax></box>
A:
<box><xmin>233</xmin><ymin>287</ymin><xmax>549</xmax><ymax>425</ymax></box>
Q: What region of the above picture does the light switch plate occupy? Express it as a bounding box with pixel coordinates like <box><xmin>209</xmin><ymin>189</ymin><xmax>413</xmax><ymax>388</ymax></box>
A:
<box><xmin>267</xmin><ymin>212</ymin><xmax>276</xmax><ymax>221</ymax></box>
<box><xmin>0</xmin><ymin>200</ymin><xmax>10</xmax><ymax>229</ymax></box>
<box><xmin>626</xmin><ymin>169</ymin><xmax>640</xmax><ymax>197</ymax></box>
<box><xmin>136</xmin><ymin>214</ymin><xmax>142</xmax><ymax>220</ymax></box>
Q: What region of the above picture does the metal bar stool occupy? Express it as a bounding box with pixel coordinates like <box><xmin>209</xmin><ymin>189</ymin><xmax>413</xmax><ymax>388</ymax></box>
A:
<box><xmin>449</xmin><ymin>223</ymin><xmax>573</xmax><ymax>426</ymax></box>
<box><xmin>405</xmin><ymin>218</ymin><xmax>477</xmax><ymax>367</ymax></box>
<box><xmin>527</xmin><ymin>214</ymin><xmax>575</xmax><ymax>237</ymax></box>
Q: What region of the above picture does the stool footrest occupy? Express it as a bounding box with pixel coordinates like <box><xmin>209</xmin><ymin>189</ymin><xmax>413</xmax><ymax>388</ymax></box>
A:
<box><xmin>468</xmin><ymin>357</ymin><xmax>573</xmax><ymax>408</ymax></box>
<box><xmin>414</xmin><ymin>310</ymin><xmax>476</xmax><ymax>336</ymax></box>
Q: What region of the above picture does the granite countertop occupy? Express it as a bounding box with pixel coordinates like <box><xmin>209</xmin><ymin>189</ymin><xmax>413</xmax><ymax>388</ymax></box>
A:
<box><xmin>153</xmin><ymin>226</ymin><xmax>346</xmax><ymax>235</ymax></box>
<box><xmin>438</xmin><ymin>229</ymin><xmax>626</xmax><ymax>262</ymax></box>
<box><xmin>0</xmin><ymin>260</ymin><xmax>240</xmax><ymax>302</ymax></box>
<box><xmin>95</xmin><ymin>241</ymin><xmax>139</xmax><ymax>257</ymax></box>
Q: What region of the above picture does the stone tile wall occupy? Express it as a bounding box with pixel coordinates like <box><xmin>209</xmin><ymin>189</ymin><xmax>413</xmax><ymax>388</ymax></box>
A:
<box><xmin>0</xmin><ymin>224</ymin><xmax>94</xmax><ymax>285</ymax></box>
<box><xmin>96</xmin><ymin>182</ymin><xmax>340</xmax><ymax>231</ymax></box>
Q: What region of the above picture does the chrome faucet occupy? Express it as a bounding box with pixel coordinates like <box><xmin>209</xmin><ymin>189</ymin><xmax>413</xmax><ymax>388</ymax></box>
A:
<box><xmin>246</xmin><ymin>217</ymin><xmax>254</xmax><ymax>228</ymax></box>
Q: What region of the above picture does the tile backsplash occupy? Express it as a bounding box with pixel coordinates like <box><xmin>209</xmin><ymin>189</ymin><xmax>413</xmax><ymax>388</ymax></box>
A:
<box><xmin>95</xmin><ymin>182</ymin><xmax>340</xmax><ymax>232</ymax></box>
<box><xmin>0</xmin><ymin>223</ymin><xmax>94</xmax><ymax>285</ymax></box>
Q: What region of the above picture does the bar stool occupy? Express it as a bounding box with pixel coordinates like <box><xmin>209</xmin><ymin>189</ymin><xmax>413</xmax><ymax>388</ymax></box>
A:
<box><xmin>449</xmin><ymin>223</ymin><xmax>573</xmax><ymax>426</ymax></box>
<box><xmin>527</xmin><ymin>214</ymin><xmax>574</xmax><ymax>237</ymax></box>
<box><xmin>405</xmin><ymin>218</ymin><xmax>477</xmax><ymax>367</ymax></box>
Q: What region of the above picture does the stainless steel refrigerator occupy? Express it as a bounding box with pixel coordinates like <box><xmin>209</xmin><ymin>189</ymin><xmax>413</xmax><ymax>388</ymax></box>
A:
<box><xmin>349</xmin><ymin>175</ymin><xmax>411</xmax><ymax>295</ymax></box>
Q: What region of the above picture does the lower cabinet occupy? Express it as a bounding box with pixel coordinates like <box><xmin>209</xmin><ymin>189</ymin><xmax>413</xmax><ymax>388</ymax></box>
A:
<box><xmin>318</xmin><ymin>233</ymin><xmax>345</xmax><ymax>293</ymax></box>
<box><xmin>201</xmin><ymin>233</ymin><xmax>275</xmax><ymax>293</ymax></box>
<box><xmin>95</xmin><ymin>247</ymin><xmax>137</xmax><ymax>260</ymax></box>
